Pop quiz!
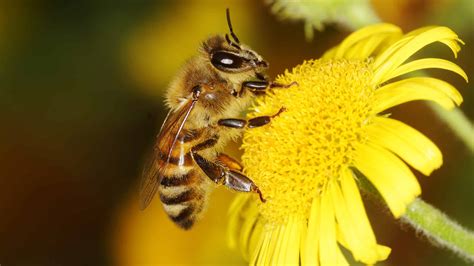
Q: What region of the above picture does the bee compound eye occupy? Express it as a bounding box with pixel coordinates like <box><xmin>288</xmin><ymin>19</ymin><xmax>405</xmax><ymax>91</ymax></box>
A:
<box><xmin>211</xmin><ymin>51</ymin><xmax>244</xmax><ymax>70</ymax></box>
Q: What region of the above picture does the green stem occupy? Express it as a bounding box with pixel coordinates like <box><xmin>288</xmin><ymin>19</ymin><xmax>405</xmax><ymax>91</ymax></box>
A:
<box><xmin>427</xmin><ymin>102</ymin><xmax>474</xmax><ymax>153</ymax></box>
<box><xmin>401</xmin><ymin>198</ymin><xmax>474</xmax><ymax>263</ymax></box>
<box><xmin>358</xmin><ymin>175</ymin><xmax>474</xmax><ymax>262</ymax></box>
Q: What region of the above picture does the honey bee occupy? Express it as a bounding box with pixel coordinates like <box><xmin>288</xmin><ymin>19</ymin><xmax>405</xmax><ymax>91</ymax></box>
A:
<box><xmin>139</xmin><ymin>9</ymin><xmax>294</xmax><ymax>229</ymax></box>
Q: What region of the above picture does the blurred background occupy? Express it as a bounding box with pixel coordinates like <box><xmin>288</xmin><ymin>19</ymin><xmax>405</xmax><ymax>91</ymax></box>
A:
<box><xmin>0</xmin><ymin>0</ymin><xmax>472</xmax><ymax>265</ymax></box>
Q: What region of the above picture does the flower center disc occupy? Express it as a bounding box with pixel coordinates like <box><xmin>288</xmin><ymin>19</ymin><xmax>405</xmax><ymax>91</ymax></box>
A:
<box><xmin>242</xmin><ymin>59</ymin><xmax>375</xmax><ymax>224</ymax></box>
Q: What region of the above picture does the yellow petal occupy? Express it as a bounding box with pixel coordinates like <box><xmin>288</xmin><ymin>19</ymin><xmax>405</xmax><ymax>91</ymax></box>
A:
<box><xmin>354</xmin><ymin>143</ymin><xmax>421</xmax><ymax>217</ymax></box>
<box><xmin>239</xmin><ymin>201</ymin><xmax>260</xmax><ymax>258</ymax></box>
<box><xmin>250</xmin><ymin>228</ymin><xmax>266</xmax><ymax>266</ymax></box>
<box><xmin>331</xmin><ymin>169</ymin><xmax>391</xmax><ymax>264</ymax></box>
<box><xmin>403</xmin><ymin>26</ymin><xmax>439</xmax><ymax>38</ymax></box>
<box><xmin>371</xmin><ymin>35</ymin><xmax>414</xmax><ymax>78</ymax></box>
<box><xmin>339</xmin><ymin>170</ymin><xmax>375</xmax><ymax>243</ymax></box>
<box><xmin>384</xmin><ymin>26</ymin><xmax>461</xmax><ymax>62</ymax></box>
<box><xmin>248</xmin><ymin>221</ymin><xmax>264</xmax><ymax>261</ymax></box>
<box><xmin>274</xmin><ymin>223</ymin><xmax>289</xmax><ymax>265</ymax></box>
<box><xmin>373</xmin><ymin>26</ymin><xmax>462</xmax><ymax>84</ymax></box>
<box><xmin>288</xmin><ymin>219</ymin><xmax>303</xmax><ymax>265</ymax></box>
<box><xmin>228</xmin><ymin>193</ymin><xmax>249</xmax><ymax>215</ymax></box>
<box><xmin>381</xmin><ymin>58</ymin><xmax>468</xmax><ymax>84</ymax></box>
<box><xmin>319</xmin><ymin>186</ymin><xmax>349</xmax><ymax>266</ymax></box>
<box><xmin>331</xmin><ymin>24</ymin><xmax>401</xmax><ymax>59</ymax></box>
<box><xmin>266</xmin><ymin>226</ymin><xmax>282</xmax><ymax>265</ymax></box>
<box><xmin>319</xmin><ymin>191</ymin><xmax>338</xmax><ymax>266</ymax></box>
<box><xmin>299</xmin><ymin>223</ymin><xmax>308</xmax><ymax>266</ymax></box>
<box><xmin>334</xmin><ymin>241</ymin><xmax>349</xmax><ymax>266</ymax></box>
<box><xmin>322</xmin><ymin>46</ymin><xmax>338</xmax><ymax>59</ymax></box>
<box><xmin>227</xmin><ymin>195</ymin><xmax>248</xmax><ymax>249</ymax></box>
<box><xmin>368</xmin><ymin>117</ymin><xmax>443</xmax><ymax>175</ymax></box>
<box><xmin>373</xmin><ymin>77</ymin><xmax>463</xmax><ymax>113</ymax></box>
<box><xmin>277</xmin><ymin>217</ymin><xmax>300</xmax><ymax>265</ymax></box>
<box><xmin>341</xmin><ymin>171</ymin><xmax>390</xmax><ymax>262</ymax></box>
<box><xmin>343</xmin><ymin>33</ymin><xmax>397</xmax><ymax>59</ymax></box>
<box><xmin>305</xmin><ymin>194</ymin><xmax>321</xmax><ymax>265</ymax></box>
<box><xmin>439</xmin><ymin>38</ymin><xmax>464</xmax><ymax>57</ymax></box>
<box><xmin>227</xmin><ymin>195</ymin><xmax>263</xmax><ymax>261</ymax></box>
<box><xmin>331</xmin><ymin>180</ymin><xmax>367</xmax><ymax>261</ymax></box>
<box><xmin>256</xmin><ymin>227</ymin><xmax>281</xmax><ymax>266</ymax></box>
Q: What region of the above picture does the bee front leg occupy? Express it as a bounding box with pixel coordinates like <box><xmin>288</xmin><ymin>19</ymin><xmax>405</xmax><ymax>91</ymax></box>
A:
<box><xmin>190</xmin><ymin>141</ymin><xmax>265</xmax><ymax>202</ymax></box>
<box><xmin>218</xmin><ymin>107</ymin><xmax>285</xmax><ymax>129</ymax></box>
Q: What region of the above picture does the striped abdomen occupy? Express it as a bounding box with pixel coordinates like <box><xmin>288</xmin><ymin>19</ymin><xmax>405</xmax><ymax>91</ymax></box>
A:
<box><xmin>157</xmin><ymin>131</ymin><xmax>213</xmax><ymax>229</ymax></box>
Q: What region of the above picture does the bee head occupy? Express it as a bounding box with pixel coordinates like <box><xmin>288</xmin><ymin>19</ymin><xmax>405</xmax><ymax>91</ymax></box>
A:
<box><xmin>201</xmin><ymin>9</ymin><xmax>268</xmax><ymax>75</ymax></box>
<box><xmin>207</xmin><ymin>41</ymin><xmax>268</xmax><ymax>73</ymax></box>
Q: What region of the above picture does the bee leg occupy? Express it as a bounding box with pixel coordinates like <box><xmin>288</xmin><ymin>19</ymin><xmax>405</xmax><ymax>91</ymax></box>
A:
<box><xmin>217</xmin><ymin>153</ymin><xmax>265</xmax><ymax>202</ymax></box>
<box><xmin>239</xmin><ymin>80</ymin><xmax>298</xmax><ymax>96</ymax></box>
<box><xmin>270</xmin><ymin>81</ymin><xmax>298</xmax><ymax>89</ymax></box>
<box><xmin>224</xmin><ymin>170</ymin><xmax>266</xmax><ymax>202</ymax></box>
<box><xmin>217</xmin><ymin>107</ymin><xmax>286</xmax><ymax>129</ymax></box>
<box><xmin>242</xmin><ymin>81</ymin><xmax>268</xmax><ymax>92</ymax></box>
<box><xmin>194</xmin><ymin>153</ymin><xmax>265</xmax><ymax>202</ymax></box>
<box><xmin>190</xmin><ymin>141</ymin><xmax>265</xmax><ymax>202</ymax></box>
<box><xmin>217</xmin><ymin>153</ymin><xmax>243</xmax><ymax>172</ymax></box>
<box><xmin>190</xmin><ymin>137</ymin><xmax>224</xmax><ymax>184</ymax></box>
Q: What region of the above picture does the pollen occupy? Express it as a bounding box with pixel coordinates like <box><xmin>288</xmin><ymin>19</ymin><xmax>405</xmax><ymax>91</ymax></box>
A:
<box><xmin>242</xmin><ymin>59</ymin><xmax>375</xmax><ymax>224</ymax></box>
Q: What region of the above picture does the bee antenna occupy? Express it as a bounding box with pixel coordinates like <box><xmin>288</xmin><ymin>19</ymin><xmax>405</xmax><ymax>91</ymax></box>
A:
<box><xmin>226</xmin><ymin>8</ymin><xmax>240</xmax><ymax>44</ymax></box>
<box><xmin>225</xmin><ymin>34</ymin><xmax>232</xmax><ymax>45</ymax></box>
<box><xmin>225</xmin><ymin>33</ymin><xmax>241</xmax><ymax>50</ymax></box>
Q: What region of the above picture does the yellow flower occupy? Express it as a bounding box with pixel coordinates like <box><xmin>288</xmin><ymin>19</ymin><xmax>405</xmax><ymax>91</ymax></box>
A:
<box><xmin>228</xmin><ymin>24</ymin><xmax>467</xmax><ymax>265</ymax></box>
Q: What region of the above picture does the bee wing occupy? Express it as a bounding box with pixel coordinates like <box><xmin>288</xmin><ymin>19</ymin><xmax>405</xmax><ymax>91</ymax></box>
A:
<box><xmin>139</xmin><ymin>98</ymin><xmax>198</xmax><ymax>210</ymax></box>
<box><xmin>138</xmin><ymin>150</ymin><xmax>161</xmax><ymax>210</ymax></box>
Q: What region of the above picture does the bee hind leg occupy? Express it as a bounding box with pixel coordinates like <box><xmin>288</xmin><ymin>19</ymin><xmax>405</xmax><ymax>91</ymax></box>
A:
<box><xmin>217</xmin><ymin>153</ymin><xmax>243</xmax><ymax>172</ymax></box>
<box><xmin>217</xmin><ymin>153</ymin><xmax>265</xmax><ymax>202</ymax></box>
<box><xmin>224</xmin><ymin>170</ymin><xmax>266</xmax><ymax>202</ymax></box>
<box><xmin>190</xmin><ymin>143</ymin><xmax>265</xmax><ymax>202</ymax></box>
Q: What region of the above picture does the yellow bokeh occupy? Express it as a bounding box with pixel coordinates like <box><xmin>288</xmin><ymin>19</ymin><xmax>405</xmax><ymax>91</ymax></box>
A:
<box><xmin>124</xmin><ymin>0</ymin><xmax>256</xmax><ymax>98</ymax></box>
<box><xmin>111</xmin><ymin>187</ymin><xmax>246</xmax><ymax>265</ymax></box>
